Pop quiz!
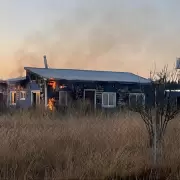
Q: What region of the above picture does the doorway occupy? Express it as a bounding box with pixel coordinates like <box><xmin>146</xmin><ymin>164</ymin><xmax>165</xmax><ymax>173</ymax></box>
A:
<box><xmin>84</xmin><ymin>89</ymin><xmax>96</xmax><ymax>108</ymax></box>
<box><xmin>31</xmin><ymin>91</ymin><xmax>40</xmax><ymax>106</ymax></box>
<box><xmin>0</xmin><ymin>93</ymin><xmax>3</xmax><ymax>102</ymax></box>
<box><xmin>32</xmin><ymin>93</ymin><xmax>37</xmax><ymax>106</ymax></box>
<box><xmin>177</xmin><ymin>96</ymin><xmax>180</xmax><ymax>108</ymax></box>
<box><xmin>0</xmin><ymin>93</ymin><xmax>3</xmax><ymax>109</ymax></box>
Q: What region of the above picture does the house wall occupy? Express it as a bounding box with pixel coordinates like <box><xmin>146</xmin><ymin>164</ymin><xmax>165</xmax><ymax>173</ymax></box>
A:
<box><xmin>53</xmin><ymin>80</ymin><xmax>155</xmax><ymax>109</ymax></box>
<box><xmin>8</xmin><ymin>83</ymin><xmax>27</xmax><ymax>108</ymax></box>
<box><xmin>6</xmin><ymin>75</ymin><xmax>155</xmax><ymax>111</ymax></box>
<box><xmin>25</xmin><ymin>70</ymin><xmax>155</xmax><ymax>109</ymax></box>
<box><xmin>17</xmin><ymin>82</ymin><xmax>41</xmax><ymax>109</ymax></box>
<box><xmin>7</xmin><ymin>80</ymin><xmax>41</xmax><ymax>109</ymax></box>
<box><xmin>9</xmin><ymin>70</ymin><xmax>180</xmax><ymax>110</ymax></box>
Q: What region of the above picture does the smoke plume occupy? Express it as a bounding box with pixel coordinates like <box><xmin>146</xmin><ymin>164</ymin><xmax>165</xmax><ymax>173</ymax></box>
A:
<box><xmin>11</xmin><ymin>0</ymin><xmax>180</xmax><ymax>77</ymax></box>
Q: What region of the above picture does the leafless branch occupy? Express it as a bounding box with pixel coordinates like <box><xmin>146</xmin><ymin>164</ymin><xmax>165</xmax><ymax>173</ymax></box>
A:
<box><xmin>137</xmin><ymin>65</ymin><xmax>180</xmax><ymax>148</ymax></box>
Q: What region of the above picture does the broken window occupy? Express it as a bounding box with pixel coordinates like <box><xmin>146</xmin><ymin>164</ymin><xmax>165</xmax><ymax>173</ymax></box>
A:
<box><xmin>129</xmin><ymin>93</ymin><xmax>145</xmax><ymax>108</ymax></box>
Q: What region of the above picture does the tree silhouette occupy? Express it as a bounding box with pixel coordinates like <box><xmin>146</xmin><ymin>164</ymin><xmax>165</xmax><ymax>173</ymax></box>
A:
<box><xmin>136</xmin><ymin>66</ymin><xmax>180</xmax><ymax>164</ymax></box>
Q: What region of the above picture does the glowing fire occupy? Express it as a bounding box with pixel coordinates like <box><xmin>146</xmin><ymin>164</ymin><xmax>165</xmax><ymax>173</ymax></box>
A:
<box><xmin>60</xmin><ymin>85</ymin><xmax>66</xmax><ymax>89</ymax></box>
<box><xmin>47</xmin><ymin>80</ymin><xmax>56</xmax><ymax>110</ymax></box>
<box><xmin>47</xmin><ymin>98</ymin><xmax>55</xmax><ymax>111</ymax></box>
<box><xmin>48</xmin><ymin>81</ymin><xmax>56</xmax><ymax>90</ymax></box>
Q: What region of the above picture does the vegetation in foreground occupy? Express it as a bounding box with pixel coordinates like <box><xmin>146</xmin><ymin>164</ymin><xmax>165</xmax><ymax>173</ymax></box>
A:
<box><xmin>0</xmin><ymin>108</ymin><xmax>180</xmax><ymax>179</ymax></box>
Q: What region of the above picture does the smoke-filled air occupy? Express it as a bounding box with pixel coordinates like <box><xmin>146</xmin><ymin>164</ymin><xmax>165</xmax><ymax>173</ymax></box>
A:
<box><xmin>1</xmin><ymin>0</ymin><xmax>180</xmax><ymax>78</ymax></box>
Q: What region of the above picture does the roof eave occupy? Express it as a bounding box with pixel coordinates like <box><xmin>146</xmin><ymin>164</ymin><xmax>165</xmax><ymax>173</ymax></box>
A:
<box><xmin>49</xmin><ymin>78</ymin><xmax>151</xmax><ymax>84</ymax></box>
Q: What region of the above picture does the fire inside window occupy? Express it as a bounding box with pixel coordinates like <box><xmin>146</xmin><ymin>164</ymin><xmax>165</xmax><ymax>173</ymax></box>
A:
<box><xmin>10</xmin><ymin>91</ymin><xmax>16</xmax><ymax>105</ymax></box>
<box><xmin>48</xmin><ymin>81</ymin><xmax>66</xmax><ymax>90</ymax></box>
<box><xmin>48</xmin><ymin>81</ymin><xmax>56</xmax><ymax>90</ymax></box>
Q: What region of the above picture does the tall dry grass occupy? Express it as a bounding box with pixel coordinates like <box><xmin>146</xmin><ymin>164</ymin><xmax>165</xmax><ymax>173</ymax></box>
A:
<box><xmin>0</xmin><ymin>108</ymin><xmax>180</xmax><ymax>179</ymax></box>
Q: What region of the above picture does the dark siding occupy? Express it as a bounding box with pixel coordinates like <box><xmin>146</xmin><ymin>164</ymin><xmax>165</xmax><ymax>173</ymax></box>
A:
<box><xmin>69</xmin><ymin>82</ymin><xmax>152</xmax><ymax>108</ymax></box>
<box><xmin>9</xmin><ymin>72</ymin><xmax>155</xmax><ymax>110</ymax></box>
<box><xmin>143</xmin><ymin>84</ymin><xmax>155</xmax><ymax>108</ymax></box>
<box><xmin>95</xmin><ymin>85</ymin><xmax>104</xmax><ymax>108</ymax></box>
<box><xmin>8</xmin><ymin>80</ymin><xmax>41</xmax><ymax>109</ymax></box>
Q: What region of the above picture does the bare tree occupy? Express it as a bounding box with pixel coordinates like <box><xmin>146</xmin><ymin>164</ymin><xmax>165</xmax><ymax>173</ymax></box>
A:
<box><xmin>135</xmin><ymin>65</ymin><xmax>180</xmax><ymax>165</ymax></box>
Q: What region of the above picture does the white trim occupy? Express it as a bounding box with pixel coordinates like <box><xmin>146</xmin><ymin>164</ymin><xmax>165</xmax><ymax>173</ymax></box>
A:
<box><xmin>102</xmin><ymin>92</ymin><xmax>116</xmax><ymax>108</ymax></box>
<box><xmin>44</xmin><ymin>81</ymin><xmax>48</xmax><ymax>108</ymax></box>
<box><xmin>10</xmin><ymin>91</ymin><xmax>16</xmax><ymax>106</ymax></box>
<box><xmin>83</xmin><ymin>89</ymin><xmax>96</xmax><ymax>108</ymax></box>
<box><xmin>129</xmin><ymin>93</ymin><xmax>145</xmax><ymax>106</ymax></box>
<box><xmin>31</xmin><ymin>90</ymin><xmax>40</xmax><ymax>105</ymax></box>
<box><xmin>20</xmin><ymin>91</ymin><xmax>26</xmax><ymax>100</ymax></box>
<box><xmin>59</xmin><ymin>91</ymin><xmax>68</xmax><ymax>106</ymax></box>
<box><xmin>165</xmin><ymin>89</ymin><xmax>180</xmax><ymax>92</ymax></box>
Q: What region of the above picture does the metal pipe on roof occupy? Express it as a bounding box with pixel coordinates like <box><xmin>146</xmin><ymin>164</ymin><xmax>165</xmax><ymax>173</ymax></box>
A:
<box><xmin>43</xmin><ymin>55</ymin><xmax>48</xmax><ymax>69</ymax></box>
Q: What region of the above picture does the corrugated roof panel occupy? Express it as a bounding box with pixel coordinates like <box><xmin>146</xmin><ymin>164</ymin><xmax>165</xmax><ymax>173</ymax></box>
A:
<box><xmin>24</xmin><ymin>67</ymin><xmax>151</xmax><ymax>84</ymax></box>
<box><xmin>7</xmin><ymin>77</ymin><xmax>26</xmax><ymax>83</ymax></box>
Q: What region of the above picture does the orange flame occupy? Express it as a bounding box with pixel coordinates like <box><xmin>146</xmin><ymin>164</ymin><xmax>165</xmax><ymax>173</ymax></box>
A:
<box><xmin>48</xmin><ymin>81</ymin><xmax>56</xmax><ymax>90</ymax></box>
<box><xmin>47</xmin><ymin>98</ymin><xmax>55</xmax><ymax>111</ymax></box>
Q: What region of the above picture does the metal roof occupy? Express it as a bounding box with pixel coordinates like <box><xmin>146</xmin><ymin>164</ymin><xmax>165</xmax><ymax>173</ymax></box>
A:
<box><xmin>24</xmin><ymin>67</ymin><xmax>151</xmax><ymax>84</ymax></box>
<box><xmin>7</xmin><ymin>77</ymin><xmax>26</xmax><ymax>83</ymax></box>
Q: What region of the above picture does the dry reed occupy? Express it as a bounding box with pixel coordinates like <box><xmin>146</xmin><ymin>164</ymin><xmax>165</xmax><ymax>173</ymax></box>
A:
<box><xmin>0</xmin><ymin>108</ymin><xmax>179</xmax><ymax>179</ymax></box>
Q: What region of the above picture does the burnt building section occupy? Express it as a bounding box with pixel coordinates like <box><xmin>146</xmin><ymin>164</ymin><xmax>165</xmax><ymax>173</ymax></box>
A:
<box><xmin>5</xmin><ymin>56</ymin><xmax>180</xmax><ymax>111</ymax></box>
<box><xmin>5</xmin><ymin>56</ymin><xmax>156</xmax><ymax>111</ymax></box>
<box><xmin>0</xmin><ymin>80</ymin><xmax>8</xmax><ymax>110</ymax></box>
<box><xmin>24</xmin><ymin>66</ymin><xmax>153</xmax><ymax>111</ymax></box>
<box><xmin>7</xmin><ymin>76</ymin><xmax>41</xmax><ymax>109</ymax></box>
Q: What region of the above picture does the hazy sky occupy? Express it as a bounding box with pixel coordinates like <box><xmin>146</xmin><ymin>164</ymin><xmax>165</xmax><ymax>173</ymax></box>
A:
<box><xmin>1</xmin><ymin>0</ymin><xmax>180</xmax><ymax>78</ymax></box>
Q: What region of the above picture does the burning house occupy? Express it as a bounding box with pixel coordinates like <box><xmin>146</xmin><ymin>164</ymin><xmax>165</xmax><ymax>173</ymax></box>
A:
<box><xmin>5</xmin><ymin>56</ymin><xmax>156</xmax><ymax>110</ymax></box>
<box><xmin>6</xmin><ymin>76</ymin><xmax>41</xmax><ymax>108</ymax></box>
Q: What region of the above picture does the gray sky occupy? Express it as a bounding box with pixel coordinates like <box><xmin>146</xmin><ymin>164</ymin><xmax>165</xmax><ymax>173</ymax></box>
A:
<box><xmin>0</xmin><ymin>0</ymin><xmax>180</xmax><ymax>78</ymax></box>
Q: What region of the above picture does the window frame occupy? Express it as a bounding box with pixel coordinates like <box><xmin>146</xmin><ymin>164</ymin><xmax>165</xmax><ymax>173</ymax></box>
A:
<box><xmin>10</xmin><ymin>91</ymin><xmax>17</xmax><ymax>106</ymax></box>
<box><xmin>20</xmin><ymin>91</ymin><xmax>26</xmax><ymax>100</ymax></box>
<box><xmin>59</xmin><ymin>91</ymin><xmax>68</xmax><ymax>106</ymax></box>
<box><xmin>102</xmin><ymin>92</ymin><xmax>116</xmax><ymax>108</ymax></box>
<box><xmin>129</xmin><ymin>93</ymin><xmax>145</xmax><ymax>107</ymax></box>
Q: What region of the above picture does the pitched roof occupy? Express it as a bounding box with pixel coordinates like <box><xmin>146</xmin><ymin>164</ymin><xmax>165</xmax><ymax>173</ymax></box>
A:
<box><xmin>24</xmin><ymin>67</ymin><xmax>151</xmax><ymax>84</ymax></box>
<box><xmin>7</xmin><ymin>77</ymin><xmax>26</xmax><ymax>83</ymax></box>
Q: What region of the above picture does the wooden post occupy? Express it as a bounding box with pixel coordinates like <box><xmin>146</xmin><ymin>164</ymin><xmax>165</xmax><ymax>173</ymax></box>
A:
<box><xmin>6</xmin><ymin>83</ymin><xmax>9</xmax><ymax>107</ymax></box>
<box><xmin>44</xmin><ymin>80</ymin><xmax>47</xmax><ymax>108</ymax></box>
<box><xmin>154</xmin><ymin>86</ymin><xmax>157</xmax><ymax>166</ymax></box>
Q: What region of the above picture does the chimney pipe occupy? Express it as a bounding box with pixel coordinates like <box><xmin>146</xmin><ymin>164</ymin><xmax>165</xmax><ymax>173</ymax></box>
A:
<box><xmin>43</xmin><ymin>55</ymin><xmax>48</xmax><ymax>69</ymax></box>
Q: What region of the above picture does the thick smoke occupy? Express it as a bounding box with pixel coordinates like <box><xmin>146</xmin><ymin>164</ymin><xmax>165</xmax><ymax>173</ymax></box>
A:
<box><xmin>12</xmin><ymin>0</ymin><xmax>180</xmax><ymax>77</ymax></box>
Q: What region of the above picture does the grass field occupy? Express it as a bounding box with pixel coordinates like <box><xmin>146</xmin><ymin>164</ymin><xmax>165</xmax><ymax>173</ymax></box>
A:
<box><xmin>0</xmin><ymin>108</ymin><xmax>180</xmax><ymax>179</ymax></box>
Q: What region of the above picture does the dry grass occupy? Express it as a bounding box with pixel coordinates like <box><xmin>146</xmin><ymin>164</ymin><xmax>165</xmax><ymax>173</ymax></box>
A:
<box><xmin>0</xmin><ymin>109</ymin><xmax>180</xmax><ymax>179</ymax></box>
